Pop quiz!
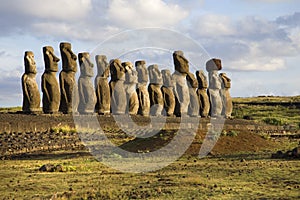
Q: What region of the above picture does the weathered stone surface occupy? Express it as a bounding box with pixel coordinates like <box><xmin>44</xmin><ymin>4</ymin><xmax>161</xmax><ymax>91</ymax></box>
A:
<box><xmin>109</xmin><ymin>59</ymin><xmax>126</xmax><ymax>115</ymax></box>
<box><xmin>206</xmin><ymin>58</ymin><xmax>222</xmax><ymax>72</ymax></box>
<box><xmin>206</xmin><ymin>59</ymin><xmax>223</xmax><ymax>117</ymax></box>
<box><xmin>123</xmin><ymin>61</ymin><xmax>139</xmax><ymax>115</ymax></box>
<box><xmin>196</xmin><ymin>70</ymin><xmax>210</xmax><ymax>118</ymax></box>
<box><xmin>220</xmin><ymin>73</ymin><xmax>233</xmax><ymax>118</ymax></box>
<box><xmin>41</xmin><ymin>46</ymin><xmax>60</xmax><ymax>114</ymax></box>
<box><xmin>173</xmin><ymin>50</ymin><xmax>189</xmax><ymax>74</ymax></box>
<box><xmin>172</xmin><ymin>71</ymin><xmax>190</xmax><ymax>117</ymax></box>
<box><xmin>148</xmin><ymin>64</ymin><xmax>163</xmax><ymax>116</ymax></box>
<box><xmin>161</xmin><ymin>69</ymin><xmax>175</xmax><ymax>116</ymax></box>
<box><xmin>186</xmin><ymin>72</ymin><xmax>199</xmax><ymax>117</ymax></box>
<box><xmin>172</xmin><ymin>51</ymin><xmax>190</xmax><ymax>116</ymax></box>
<box><xmin>59</xmin><ymin>42</ymin><xmax>79</xmax><ymax>114</ymax></box>
<box><xmin>77</xmin><ymin>52</ymin><xmax>96</xmax><ymax>114</ymax></box>
<box><xmin>135</xmin><ymin>60</ymin><xmax>150</xmax><ymax>116</ymax></box>
<box><xmin>95</xmin><ymin>55</ymin><xmax>110</xmax><ymax>115</ymax></box>
<box><xmin>22</xmin><ymin>51</ymin><xmax>40</xmax><ymax>113</ymax></box>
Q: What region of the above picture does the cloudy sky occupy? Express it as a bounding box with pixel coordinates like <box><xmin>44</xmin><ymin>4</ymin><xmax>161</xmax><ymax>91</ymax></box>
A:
<box><xmin>0</xmin><ymin>0</ymin><xmax>299</xmax><ymax>107</ymax></box>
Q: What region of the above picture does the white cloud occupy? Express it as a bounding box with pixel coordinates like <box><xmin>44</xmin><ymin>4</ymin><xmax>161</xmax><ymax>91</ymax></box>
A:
<box><xmin>229</xmin><ymin>58</ymin><xmax>285</xmax><ymax>71</ymax></box>
<box><xmin>0</xmin><ymin>0</ymin><xmax>92</xmax><ymax>21</ymax></box>
<box><xmin>193</xmin><ymin>14</ymin><xmax>235</xmax><ymax>37</ymax></box>
<box><xmin>189</xmin><ymin>12</ymin><xmax>300</xmax><ymax>72</ymax></box>
<box><xmin>107</xmin><ymin>0</ymin><xmax>188</xmax><ymax>28</ymax></box>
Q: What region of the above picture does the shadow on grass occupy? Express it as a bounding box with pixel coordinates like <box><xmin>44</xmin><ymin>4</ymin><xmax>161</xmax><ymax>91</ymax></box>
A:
<box><xmin>2</xmin><ymin>150</ymin><xmax>92</xmax><ymax>161</ymax></box>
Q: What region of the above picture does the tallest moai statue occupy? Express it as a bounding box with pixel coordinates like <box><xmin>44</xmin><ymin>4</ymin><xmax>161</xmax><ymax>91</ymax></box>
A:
<box><xmin>21</xmin><ymin>51</ymin><xmax>40</xmax><ymax>113</ymax></box>
<box><xmin>41</xmin><ymin>46</ymin><xmax>60</xmax><ymax>114</ymax></box>
<box><xmin>59</xmin><ymin>42</ymin><xmax>79</xmax><ymax>114</ymax></box>
<box><xmin>172</xmin><ymin>50</ymin><xmax>190</xmax><ymax>117</ymax></box>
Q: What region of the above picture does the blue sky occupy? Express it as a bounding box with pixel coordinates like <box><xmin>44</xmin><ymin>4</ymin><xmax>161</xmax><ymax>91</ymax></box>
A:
<box><xmin>0</xmin><ymin>0</ymin><xmax>299</xmax><ymax>107</ymax></box>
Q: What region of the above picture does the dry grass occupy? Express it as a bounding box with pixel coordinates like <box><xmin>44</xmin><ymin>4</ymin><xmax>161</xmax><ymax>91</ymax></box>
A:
<box><xmin>0</xmin><ymin>145</ymin><xmax>299</xmax><ymax>199</ymax></box>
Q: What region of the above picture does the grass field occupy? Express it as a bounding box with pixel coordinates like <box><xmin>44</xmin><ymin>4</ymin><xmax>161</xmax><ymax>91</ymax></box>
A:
<box><xmin>232</xmin><ymin>96</ymin><xmax>300</xmax><ymax>129</ymax></box>
<box><xmin>0</xmin><ymin>149</ymin><xmax>299</xmax><ymax>199</ymax></box>
<box><xmin>0</xmin><ymin>96</ymin><xmax>299</xmax><ymax>199</ymax></box>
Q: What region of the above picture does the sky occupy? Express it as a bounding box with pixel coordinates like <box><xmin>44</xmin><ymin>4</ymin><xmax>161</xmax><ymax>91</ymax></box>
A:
<box><xmin>0</xmin><ymin>0</ymin><xmax>299</xmax><ymax>107</ymax></box>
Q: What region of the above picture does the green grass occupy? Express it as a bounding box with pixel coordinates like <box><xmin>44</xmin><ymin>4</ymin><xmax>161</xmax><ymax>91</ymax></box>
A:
<box><xmin>0</xmin><ymin>150</ymin><xmax>299</xmax><ymax>199</ymax></box>
<box><xmin>233</xmin><ymin>95</ymin><xmax>300</xmax><ymax>103</ymax></box>
<box><xmin>50</xmin><ymin>125</ymin><xmax>77</xmax><ymax>134</ymax></box>
<box><xmin>0</xmin><ymin>106</ymin><xmax>22</xmax><ymax>113</ymax></box>
<box><xmin>232</xmin><ymin>96</ymin><xmax>300</xmax><ymax>129</ymax></box>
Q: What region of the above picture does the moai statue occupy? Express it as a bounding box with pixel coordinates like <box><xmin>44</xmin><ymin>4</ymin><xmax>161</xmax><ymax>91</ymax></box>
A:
<box><xmin>123</xmin><ymin>61</ymin><xmax>139</xmax><ymax>115</ymax></box>
<box><xmin>59</xmin><ymin>42</ymin><xmax>79</xmax><ymax>114</ymax></box>
<box><xmin>21</xmin><ymin>51</ymin><xmax>40</xmax><ymax>113</ymax></box>
<box><xmin>135</xmin><ymin>60</ymin><xmax>150</xmax><ymax>116</ymax></box>
<box><xmin>41</xmin><ymin>46</ymin><xmax>60</xmax><ymax>114</ymax></box>
<box><xmin>172</xmin><ymin>50</ymin><xmax>190</xmax><ymax>117</ymax></box>
<box><xmin>95</xmin><ymin>55</ymin><xmax>110</xmax><ymax>115</ymax></box>
<box><xmin>109</xmin><ymin>59</ymin><xmax>126</xmax><ymax>115</ymax></box>
<box><xmin>148</xmin><ymin>64</ymin><xmax>163</xmax><ymax>116</ymax></box>
<box><xmin>161</xmin><ymin>69</ymin><xmax>175</xmax><ymax>116</ymax></box>
<box><xmin>206</xmin><ymin>58</ymin><xmax>223</xmax><ymax>118</ymax></box>
<box><xmin>186</xmin><ymin>72</ymin><xmax>199</xmax><ymax>117</ymax></box>
<box><xmin>77</xmin><ymin>52</ymin><xmax>96</xmax><ymax>114</ymax></box>
<box><xmin>220</xmin><ymin>73</ymin><xmax>233</xmax><ymax>118</ymax></box>
<box><xmin>196</xmin><ymin>70</ymin><xmax>210</xmax><ymax>118</ymax></box>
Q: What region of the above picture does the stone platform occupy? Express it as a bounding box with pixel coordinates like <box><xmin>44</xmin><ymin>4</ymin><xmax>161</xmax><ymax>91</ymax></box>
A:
<box><xmin>0</xmin><ymin>113</ymin><xmax>295</xmax><ymax>158</ymax></box>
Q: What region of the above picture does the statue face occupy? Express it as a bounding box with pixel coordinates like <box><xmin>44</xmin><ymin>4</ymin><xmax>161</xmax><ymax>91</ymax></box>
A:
<box><xmin>186</xmin><ymin>72</ymin><xmax>198</xmax><ymax>88</ymax></box>
<box><xmin>209</xmin><ymin>70</ymin><xmax>222</xmax><ymax>89</ymax></box>
<box><xmin>78</xmin><ymin>52</ymin><xmax>94</xmax><ymax>77</ymax></box>
<box><xmin>122</xmin><ymin>62</ymin><xmax>138</xmax><ymax>84</ymax></box>
<box><xmin>96</xmin><ymin>55</ymin><xmax>109</xmax><ymax>78</ymax></box>
<box><xmin>220</xmin><ymin>73</ymin><xmax>231</xmax><ymax>88</ymax></box>
<box><xmin>110</xmin><ymin>59</ymin><xmax>125</xmax><ymax>81</ymax></box>
<box><xmin>148</xmin><ymin>64</ymin><xmax>163</xmax><ymax>85</ymax></box>
<box><xmin>24</xmin><ymin>51</ymin><xmax>37</xmax><ymax>74</ymax></box>
<box><xmin>196</xmin><ymin>70</ymin><xmax>208</xmax><ymax>89</ymax></box>
<box><xmin>60</xmin><ymin>42</ymin><xmax>77</xmax><ymax>72</ymax></box>
<box><xmin>173</xmin><ymin>50</ymin><xmax>189</xmax><ymax>74</ymax></box>
<box><xmin>43</xmin><ymin>46</ymin><xmax>60</xmax><ymax>72</ymax></box>
<box><xmin>161</xmin><ymin>69</ymin><xmax>173</xmax><ymax>87</ymax></box>
<box><xmin>135</xmin><ymin>60</ymin><xmax>148</xmax><ymax>83</ymax></box>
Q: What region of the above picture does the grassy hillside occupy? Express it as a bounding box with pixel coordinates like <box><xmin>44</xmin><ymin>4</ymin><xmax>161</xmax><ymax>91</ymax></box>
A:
<box><xmin>232</xmin><ymin>96</ymin><xmax>300</xmax><ymax>129</ymax></box>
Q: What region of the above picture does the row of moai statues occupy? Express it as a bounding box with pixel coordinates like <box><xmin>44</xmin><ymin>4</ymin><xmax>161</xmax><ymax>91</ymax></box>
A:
<box><xmin>22</xmin><ymin>43</ymin><xmax>232</xmax><ymax>118</ymax></box>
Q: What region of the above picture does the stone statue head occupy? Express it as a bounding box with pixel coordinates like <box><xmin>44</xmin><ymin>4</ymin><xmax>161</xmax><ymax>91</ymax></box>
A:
<box><xmin>186</xmin><ymin>72</ymin><xmax>198</xmax><ymax>89</ymax></box>
<box><xmin>173</xmin><ymin>50</ymin><xmax>189</xmax><ymax>74</ymax></box>
<box><xmin>161</xmin><ymin>69</ymin><xmax>173</xmax><ymax>87</ymax></box>
<box><xmin>59</xmin><ymin>42</ymin><xmax>77</xmax><ymax>72</ymax></box>
<box><xmin>206</xmin><ymin>58</ymin><xmax>222</xmax><ymax>72</ymax></box>
<box><xmin>135</xmin><ymin>60</ymin><xmax>148</xmax><ymax>84</ymax></box>
<box><xmin>110</xmin><ymin>59</ymin><xmax>125</xmax><ymax>81</ymax></box>
<box><xmin>24</xmin><ymin>51</ymin><xmax>37</xmax><ymax>74</ymax></box>
<box><xmin>196</xmin><ymin>70</ymin><xmax>208</xmax><ymax>89</ymax></box>
<box><xmin>95</xmin><ymin>55</ymin><xmax>109</xmax><ymax>78</ymax></box>
<box><xmin>43</xmin><ymin>46</ymin><xmax>60</xmax><ymax>72</ymax></box>
<box><xmin>122</xmin><ymin>61</ymin><xmax>138</xmax><ymax>84</ymax></box>
<box><xmin>78</xmin><ymin>52</ymin><xmax>94</xmax><ymax>77</ymax></box>
<box><xmin>220</xmin><ymin>73</ymin><xmax>231</xmax><ymax>88</ymax></box>
<box><xmin>148</xmin><ymin>64</ymin><xmax>163</xmax><ymax>85</ymax></box>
